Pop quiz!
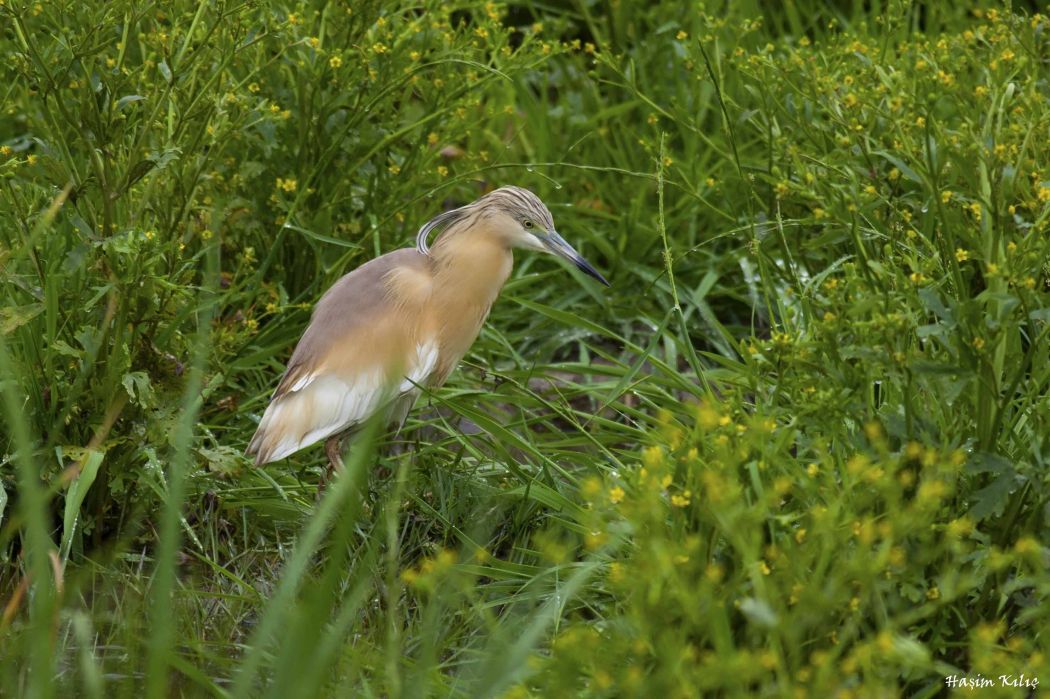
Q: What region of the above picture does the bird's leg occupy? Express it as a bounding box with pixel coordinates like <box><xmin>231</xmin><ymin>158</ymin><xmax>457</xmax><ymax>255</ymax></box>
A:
<box><xmin>321</xmin><ymin>433</ymin><xmax>346</xmax><ymax>490</ymax></box>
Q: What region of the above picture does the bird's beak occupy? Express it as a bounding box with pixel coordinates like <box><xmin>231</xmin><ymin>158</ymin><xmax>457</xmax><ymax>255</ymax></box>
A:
<box><xmin>543</xmin><ymin>230</ymin><xmax>610</xmax><ymax>286</ymax></box>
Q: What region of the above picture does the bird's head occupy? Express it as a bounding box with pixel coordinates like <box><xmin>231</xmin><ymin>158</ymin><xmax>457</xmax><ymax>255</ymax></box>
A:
<box><xmin>417</xmin><ymin>185</ymin><xmax>610</xmax><ymax>286</ymax></box>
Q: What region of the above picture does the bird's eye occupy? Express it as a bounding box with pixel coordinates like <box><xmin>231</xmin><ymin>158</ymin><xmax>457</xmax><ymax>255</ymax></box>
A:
<box><xmin>522</xmin><ymin>219</ymin><xmax>534</xmax><ymax>229</ymax></box>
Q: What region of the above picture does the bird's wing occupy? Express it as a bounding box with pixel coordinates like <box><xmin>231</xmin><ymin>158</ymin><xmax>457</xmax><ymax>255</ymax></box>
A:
<box><xmin>247</xmin><ymin>248</ymin><xmax>436</xmax><ymax>465</ymax></box>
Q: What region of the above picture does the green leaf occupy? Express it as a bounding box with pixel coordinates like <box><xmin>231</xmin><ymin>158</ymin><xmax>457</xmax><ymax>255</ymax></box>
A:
<box><xmin>116</xmin><ymin>94</ymin><xmax>145</xmax><ymax>110</ymax></box>
<box><xmin>281</xmin><ymin>223</ymin><xmax>362</xmax><ymax>249</ymax></box>
<box><xmin>60</xmin><ymin>450</ymin><xmax>104</xmax><ymax>562</ymax></box>
<box><xmin>122</xmin><ymin>160</ymin><xmax>156</xmax><ymax>191</ymax></box>
<box><xmin>122</xmin><ymin>371</ymin><xmax>154</xmax><ymax>406</ymax></box>
<box><xmin>199</xmin><ymin>445</ymin><xmax>243</xmax><ymax>476</ymax></box>
<box><xmin>965</xmin><ymin>451</ymin><xmax>1013</xmax><ymax>476</ymax></box>
<box><xmin>969</xmin><ymin>472</ymin><xmax>1018</xmax><ymax>521</ymax></box>
<box><xmin>873</xmin><ymin>151</ymin><xmax>924</xmax><ymax>184</ymax></box>
<box><xmin>0</xmin><ymin>303</ymin><xmax>44</xmax><ymax>333</ymax></box>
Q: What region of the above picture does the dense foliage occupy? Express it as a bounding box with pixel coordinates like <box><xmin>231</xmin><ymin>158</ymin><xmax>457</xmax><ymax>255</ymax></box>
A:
<box><xmin>1</xmin><ymin>1</ymin><xmax>1048</xmax><ymax>696</ymax></box>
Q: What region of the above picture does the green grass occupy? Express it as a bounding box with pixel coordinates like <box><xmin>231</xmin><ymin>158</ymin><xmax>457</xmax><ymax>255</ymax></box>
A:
<box><xmin>2</xmin><ymin>0</ymin><xmax>1049</xmax><ymax>696</ymax></box>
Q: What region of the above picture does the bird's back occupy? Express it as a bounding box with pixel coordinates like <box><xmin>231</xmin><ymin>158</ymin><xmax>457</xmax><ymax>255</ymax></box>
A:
<box><xmin>247</xmin><ymin>248</ymin><xmax>436</xmax><ymax>465</ymax></box>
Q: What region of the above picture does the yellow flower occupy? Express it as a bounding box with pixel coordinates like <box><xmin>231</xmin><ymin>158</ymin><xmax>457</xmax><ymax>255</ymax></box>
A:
<box><xmin>276</xmin><ymin>177</ymin><xmax>297</xmax><ymax>193</ymax></box>
<box><xmin>676</xmin><ymin>30</ymin><xmax>688</xmax><ymax>40</ymax></box>
<box><xmin>955</xmin><ymin>248</ymin><xmax>969</xmax><ymax>262</ymax></box>
<box><xmin>372</xmin><ymin>42</ymin><xmax>389</xmax><ymax>55</ymax></box>
<box><xmin>436</xmin><ymin>165</ymin><xmax>448</xmax><ymax>177</ymax></box>
<box><xmin>608</xmin><ymin>486</ymin><xmax>625</xmax><ymax>504</ymax></box>
<box><xmin>986</xmin><ymin>262</ymin><xmax>999</xmax><ymax>276</ymax></box>
<box><xmin>26</xmin><ymin>154</ymin><xmax>38</xmax><ymax>165</ymax></box>
<box><xmin>388</xmin><ymin>164</ymin><xmax>400</xmax><ymax>175</ymax></box>
<box><xmin>974</xmin><ymin>85</ymin><xmax>989</xmax><ymax>98</ymax></box>
<box><xmin>329</xmin><ymin>55</ymin><xmax>342</xmax><ymax>68</ymax></box>
<box><xmin>845</xmin><ymin>455</ymin><xmax>869</xmax><ymax>476</ymax></box>
<box><xmin>287</xmin><ymin>12</ymin><xmax>300</xmax><ymax>25</ymax></box>
<box><xmin>642</xmin><ymin>445</ymin><xmax>664</xmax><ymax>468</ymax></box>
<box><xmin>915</xmin><ymin>116</ymin><xmax>926</xmax><ymax>127</ymax></box>
<box><xmin>670</xmin><ymin>491</ymin><xmax>692</xmax><ymax>507</ymax></box>
<box><xmin>940</xmin><ymin>190</ymin><xmax>952</xmax><ymax>204</ymax></box>
<box><xmin>1037</xmin><ymin>185</ymin><xmax>1050</xmax><ymax>202</ymax></box>
<box><xmin>0</xmin><ymin>145</ymin><xmax>11</xmax><ymax>157</ymax></box>
<box><xmin>946</xmin><ymin>517</ymin><xmax>972</xmax><ymax>539</ymax></box>
<box><xmin>1014</xmin><ymin>536</ymin><xmax>1040</xmax><ymax>556</ymax></box>
<box><xmin>696</xmin><ymin>403</ymin><xmax>720</xmax><ymax>430</ymax></box>
<box><xmin>248</xmin><ymin>82</ymin><xmax>260</xmax><ymax>93</ymax></box>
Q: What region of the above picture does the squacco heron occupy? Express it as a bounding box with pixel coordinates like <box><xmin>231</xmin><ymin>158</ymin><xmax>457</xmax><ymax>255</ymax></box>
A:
<box><xmin>247</xmin><ymin>186</ymin><xmax>608</xmax><ymax>473</ymax></box>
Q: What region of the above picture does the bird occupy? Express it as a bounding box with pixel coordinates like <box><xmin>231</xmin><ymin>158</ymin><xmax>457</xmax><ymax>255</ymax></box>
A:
<box><xmin>246</xmin><ymin>185</ymin><xmax>609</xmax><ymax>475</ymax></box>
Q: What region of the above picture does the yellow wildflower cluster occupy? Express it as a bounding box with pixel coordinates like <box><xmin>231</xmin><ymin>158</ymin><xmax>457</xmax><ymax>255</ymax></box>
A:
<box><xmin>400</xmin><ymin>549</ymin><xmax>457</xmax><ymax>588</ymax></box>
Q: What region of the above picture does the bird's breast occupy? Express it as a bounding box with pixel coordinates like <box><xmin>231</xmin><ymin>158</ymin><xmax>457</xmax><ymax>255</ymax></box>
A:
<box><xmin>425</xmin><ymin>237</ymin><xmax>513</xmax><ymax>386</ymax></box>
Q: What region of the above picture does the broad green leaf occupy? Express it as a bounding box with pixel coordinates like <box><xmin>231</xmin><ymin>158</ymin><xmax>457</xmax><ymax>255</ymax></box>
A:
<box><xmin>60</xmin><ymin>449</ymin><xmax>104</xmax><ymax>562</ymax></box>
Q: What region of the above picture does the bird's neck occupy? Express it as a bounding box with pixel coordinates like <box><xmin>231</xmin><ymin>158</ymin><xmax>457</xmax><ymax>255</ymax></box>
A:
<box><xmin>429</xmin><ymin>227</ymin><xmax>514</xmax><ymax>301</ymax></box>
<box><xmin>425</xmin><ymin>228</ymin><xmax>513</xmax><ymax>385</ymax></box>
